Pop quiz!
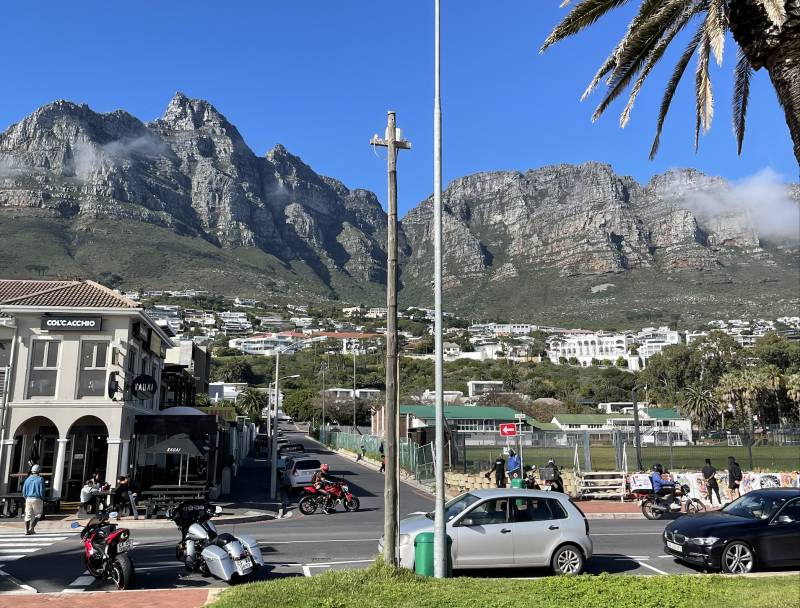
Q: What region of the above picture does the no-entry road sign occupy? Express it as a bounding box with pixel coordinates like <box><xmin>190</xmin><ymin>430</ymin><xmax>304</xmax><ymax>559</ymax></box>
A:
<box><xmin>500</xmin><ymin>424</ymin><xmax>516</xmax><ymax>436</ymax></box>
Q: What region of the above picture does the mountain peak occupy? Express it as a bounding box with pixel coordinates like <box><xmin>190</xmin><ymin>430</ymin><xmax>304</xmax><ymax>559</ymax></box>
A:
<box><xmin>159</xmin><ymin>93</ymin><xmax>235</xmax><ymax>133</ymax></box>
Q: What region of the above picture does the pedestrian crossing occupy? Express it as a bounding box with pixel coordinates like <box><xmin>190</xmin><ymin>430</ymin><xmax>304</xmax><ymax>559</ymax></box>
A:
<box><xmin>0</xmin><ymin>531</ymin><xmax>80</xmax><ymax>561</ymax></box>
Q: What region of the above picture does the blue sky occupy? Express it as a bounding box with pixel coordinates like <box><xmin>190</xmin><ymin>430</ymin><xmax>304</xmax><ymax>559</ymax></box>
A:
<box><xmin>1</xmin><ymin>0</ymin><xmax>794</xmax><ymax>217</ymax></box>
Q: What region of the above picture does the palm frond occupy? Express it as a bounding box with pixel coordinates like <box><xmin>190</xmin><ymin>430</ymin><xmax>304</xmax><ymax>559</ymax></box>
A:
<box><xmin>732</xmin><ymin>48</ymin><xmax>753</xmax><ymax>155</ymax></box>
<box><xmin>621</xmin><ymin>0</ymin><xmax>706</xmax><ymax>127</ymax></box>
<box><xmin>541</xmin><ymin>0</ymin><xmax>632</xmax><ymax>52</ymax></box>
<box><xmin>582</xmin><ymin>52</ymin><xmax>619</xmax><ymax>101</ymax></box>
<box><xmin>705</xmin><ymin>0</ymin><xmax>726</xmax><ymax>66</ymax></box>
<box><xmin>757</xmin><ymin>0</ymin><xmax>788</xmax><ymax>27</ymax></box>
<box><xmin>592</xmin><ymin>0</ymin><xmax>693</xmax><ymax>122</ymax></box>
<box><xmin>649</xmin><ymin>26</ymin><xmax>702</xmax><ymax>160</ymax></box>
<box><xmin>694</xmin><ymin>23</ymin><xmax>714</xmax><ymax>152</ymax></box>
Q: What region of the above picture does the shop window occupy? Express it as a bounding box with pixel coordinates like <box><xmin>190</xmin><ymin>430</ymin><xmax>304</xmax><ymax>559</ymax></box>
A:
<box><xmin>0</xmin><ymin>340</ymin><xmax>11</xmax><ymax>368</ymax></box>
<box><xmin>78</xmin><ymin>341</ymin><xmax>109</xmax><ymax>398</ymax></box>
<box><xmin>27</xmin><ymin>340</ymin><xmax>60</xmax><ymax>397</ymax></box>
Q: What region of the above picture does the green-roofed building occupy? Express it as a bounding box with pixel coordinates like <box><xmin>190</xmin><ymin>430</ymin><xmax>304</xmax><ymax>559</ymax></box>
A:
<box><xmin>372</xmin><ymin>404</ymin><xmax>551</xmax><ymax>436</ymax></box>
<box><xmin>551</xmin><ymin>407</ymin><xmax>692</xmax><ymax>444</ymax></box>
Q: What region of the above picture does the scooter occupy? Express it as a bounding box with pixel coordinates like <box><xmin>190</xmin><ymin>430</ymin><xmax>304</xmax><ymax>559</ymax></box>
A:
<box><xmin>167</xmin><ymin>499</ymin><xmax>264</xmax><ymax>583</ymax></box>
<box><xmin>71</xmin><ymin>512</ymin><xmax>136</xmax><ymax>590</ymax></box>
<box><xmin>539</xmin><ymin>459</ymin><xmax>564</xmax><ymax>492</ymax></box>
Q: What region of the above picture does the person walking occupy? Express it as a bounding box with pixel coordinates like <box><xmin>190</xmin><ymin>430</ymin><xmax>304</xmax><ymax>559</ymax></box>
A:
<box><xmin>485</xmin><ymin>453</ymin><xmax>506</xmax><ymax>488</ymax></box>
<box><xmin>702</xmin><ymin>458</ymin><xmax>722</xmax><ymax>506</ymax></box>
<box><xmin>727</xmin><ymin>456</ymin><xmax>743</xmax><ymax>502</ymax></box>
<box><xmin>23</xmin><ymin>464</ymin><xmax>45</xmax><ymax>535</ymax></box>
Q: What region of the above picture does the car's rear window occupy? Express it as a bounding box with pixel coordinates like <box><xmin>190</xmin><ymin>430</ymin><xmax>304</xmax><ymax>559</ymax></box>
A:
<box><xmin>295</xmin><ymin>460</ymin><xmax>321</xmax><ymax>471</ymax></box>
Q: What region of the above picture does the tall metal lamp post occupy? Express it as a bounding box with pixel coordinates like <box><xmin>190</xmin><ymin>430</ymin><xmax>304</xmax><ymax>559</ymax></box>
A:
<box><xmin>631</xmin><ymin>384</ymin><xmax>646</xmax><ymax>471</ymax></box>
<box><xmin>269</xmin><ymin>341</ymin><xmax>305</xmax><ymax>500</ymax></box>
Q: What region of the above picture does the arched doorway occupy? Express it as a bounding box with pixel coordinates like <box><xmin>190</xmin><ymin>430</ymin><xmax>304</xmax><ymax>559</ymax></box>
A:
<box><xmin>8</xmin><ymin>416</ymin><xmax>59</xmax><ymax>493</ymax></box>
<box><xmin>63</xmin><ymin>416</ymin><xmax>109</xmax><ymax>501</ymax></box>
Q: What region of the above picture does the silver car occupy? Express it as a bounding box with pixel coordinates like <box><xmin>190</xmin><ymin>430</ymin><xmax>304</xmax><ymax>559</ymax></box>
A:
<box><xmin>379</xmin><ymin>489</ymin><xmax>592</xmax><ymax>574</ymax></box>
<box><xmin>282</xmin><ymin>456</ymin><xmax>321</xmax><ymax>491</ymax></box>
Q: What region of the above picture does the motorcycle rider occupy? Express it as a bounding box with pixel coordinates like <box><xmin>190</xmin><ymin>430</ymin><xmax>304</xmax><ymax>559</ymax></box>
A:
<box><xmin>311</xmin><ymin>464</ymin><xmax>342</xmax><ymax>512</ymax></box>
<box><xmin>652</xmin><ymin>463</ymin><xmax>679</xmax><ymax>509</ymax></box>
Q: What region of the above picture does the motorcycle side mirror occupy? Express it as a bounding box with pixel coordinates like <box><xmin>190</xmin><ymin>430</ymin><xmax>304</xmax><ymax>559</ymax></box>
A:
<box><xmin>165</xmin><ymin>509</ymin><xmax>171</xmax><ymax>518</ymax></box>
<box><xmin>71</xmin><ymin>521</ymin><xmax>81</xmax><ymax>529</ymax></box>
<box><xmin>109</xmin><ymin>512</ymin><xmax>118</xmax><ymax>519</ymax></box>
<box><xmin>215</xmin><ymin>505</ymin><xmax>223</xmax><ymax>514</ymax></box>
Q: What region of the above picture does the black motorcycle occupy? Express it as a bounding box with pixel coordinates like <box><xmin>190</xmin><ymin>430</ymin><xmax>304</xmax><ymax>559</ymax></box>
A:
<box><xmin>637</xmin><ymin>483</ymin><xmax>706</xmax><ymax>520</ymax></box>
<box><xmin>524</xmin><ymin>465</ymin><xmax>541</xmax><ymax>490</ymax></box>
<box><xmin>539</xmin><ymin>459</ymin><xmax>564</xmax><ymax>493</ymax></box>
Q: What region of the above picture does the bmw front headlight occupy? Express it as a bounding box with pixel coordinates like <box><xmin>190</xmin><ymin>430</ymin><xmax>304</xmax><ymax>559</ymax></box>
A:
<box><xmin>690</xmin><ymin>537</ymin><xmax>719</xmax><ymax>546</ymax></box>
<box><xmin>399</xmin><ymin>534</ymin><xmax>412</xmax><ymax>546</ymax></box>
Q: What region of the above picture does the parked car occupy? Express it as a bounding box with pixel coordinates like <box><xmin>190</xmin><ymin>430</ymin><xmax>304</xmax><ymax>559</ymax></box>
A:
<box><xmin>282</xmin><ymin>456</ymin><xmax>322</xmax><ymax>492</ymax></box>
<box><xmin>662</xmin><ymin>488</ymin><xmax>800</xmax><ymax>573</ymax></box>
<box><xmin>378</xmin><ymin>489</ymin><xmax>592</xmax><ymax>574</ymax></box>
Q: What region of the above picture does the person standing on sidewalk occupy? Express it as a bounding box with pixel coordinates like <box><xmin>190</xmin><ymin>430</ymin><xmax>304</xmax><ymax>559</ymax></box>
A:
<box><xmin>702</xmin><ymin>459</ymin><xmax>721</xmax><ymax>506</ymax></box>
<box><xmin>486</xmin><ymin>453</ymin><xmax>506</xmax><ymax>488</ymax></box>
<box><xmin>727</xmin><ymin>456</ymin><xmax>743</xmax><ymax>502</ymax></box>
<box><xmin>23</xmin><ymin>464</ymin><xmax>45</xmax><ymax>535</ymax></box>
<box><xmin>379</xmin><ymin>455</ymin><xmax>385</xmax><ymax>473</ymax></box>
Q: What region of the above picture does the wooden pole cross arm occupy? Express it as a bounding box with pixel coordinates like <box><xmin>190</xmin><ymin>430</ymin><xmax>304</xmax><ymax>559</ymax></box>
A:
<box><xmin>370</xmin><ymin>137</ymin><xmax>412</xmax><ymax>149</ymax></box>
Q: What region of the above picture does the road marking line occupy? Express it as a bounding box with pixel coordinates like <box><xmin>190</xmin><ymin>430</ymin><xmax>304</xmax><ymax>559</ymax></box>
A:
<box><xmin>304</xmin><ymin>559</ymin><xmax>374</xmax><ymax>567</ymax></box>
<box><xmin>412</xmin><ymin>491</ymin><xmax>435</xmax><ymax>502</ymax></box>
<box><xmin>0</xmin><ymin>557</ymin><xmax>23</xmax><ymax>561</ymax></box>
<box><xmin>636</xmin><ymin>561</ymin><xmax>669</xmax><ymax>575</ymax></box>
<box><xmin>266</xmin><ymin>539</ymin><xmax>380</xmax><ymax>545</ymax></box>
<box><xmin>302</xmin><ymin>566</ymin><xmax>312</xmax><ymax>577</ymax></box>
<box><xmin>0</xmin><ymin>549</ymin><xmax>37</xmax><ymax>553</ymax></box>
<box><xmin>0</xmin><ymin>542</ymin><xmax>55</xmax><ymax>546</ymax></box>
<box><xmin>69</xmin><ymin>576</ymin><xmax>96</xmax><ymax>586</ymax></box>
<box><xmin>592</xmin><ymin>533</ymin><xmax>664</xmax><ymax>536</ymax></box>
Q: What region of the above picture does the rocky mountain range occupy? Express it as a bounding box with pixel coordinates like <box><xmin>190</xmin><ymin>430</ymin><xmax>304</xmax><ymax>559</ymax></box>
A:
<box><xmin>0</xmin><ymin>95</ymin><xmax>797</xmax><ymax>326</ymax></box>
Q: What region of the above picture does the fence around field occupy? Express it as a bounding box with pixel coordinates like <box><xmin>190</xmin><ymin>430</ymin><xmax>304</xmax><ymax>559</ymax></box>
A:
<box><xmin>318</xmin><ymin>428</ymin><xmax>800</xmax><ymax>482</ymax></box>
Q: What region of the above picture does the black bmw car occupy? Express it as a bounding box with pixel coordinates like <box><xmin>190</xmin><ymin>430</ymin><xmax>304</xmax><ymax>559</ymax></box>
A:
<box><xmin>662</xmin><ymin>488</ymin><xmax>800</xmax><ymax>573</ymax></box>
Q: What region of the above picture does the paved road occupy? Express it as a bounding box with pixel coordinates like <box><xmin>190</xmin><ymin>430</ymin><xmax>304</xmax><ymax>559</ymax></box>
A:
<box><xmin>0</xmin><ymin>425</ymin><xmax>756</xmax><ymax>594</ymax></box>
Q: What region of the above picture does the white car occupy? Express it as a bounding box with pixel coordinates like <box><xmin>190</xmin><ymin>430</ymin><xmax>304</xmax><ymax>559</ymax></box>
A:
<box><xmin>379</xmin><ymin>489</ymin><xmax>592</xmax><ymax>574</ymax></box>
<box><xmin>282</xmin><ymin>456</ymin><xmax>322</xmax><ymax>491</ymax></box>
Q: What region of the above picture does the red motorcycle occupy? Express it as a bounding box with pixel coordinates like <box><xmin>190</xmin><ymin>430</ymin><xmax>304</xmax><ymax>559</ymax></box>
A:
<box><xmin>298</xmin><ymin>480</ymin><xmax>359</xmax><ymax>514</ymax></box>
<box><xmin>71</xmin><ymin>512</ymin><xmax>136</xmax><ymax>590</ymax></box>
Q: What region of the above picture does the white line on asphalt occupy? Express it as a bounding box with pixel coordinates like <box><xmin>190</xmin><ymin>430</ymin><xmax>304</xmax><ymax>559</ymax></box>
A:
<box><xmin>135</xmin><ymin>565</ymin><xmax>184</xmax><ymax>571</ymax></box>
<box><xmin>0</xmin><ymin>549</ymin><xmax>37</xmax><ymax>553</ymax></box>
<box><xmin>69</xmin><ymin>576</ymin><xmax>96</xmax><ymax>586</ymax></box>
<box><xmin>304</xmin><ymin>559</ymin><xmax>374</xmax><ymax>567</ymax></box>
<box><xmin>0</xmin><ymin>557</ymin><xmax>24</xmax><ymax>561</ymax></box>
<box><xmin>592</xmin><ymin>533</ymin><xmax>664</xmax><ymax>536</ymax></box>
<box><xmin>0</xmin><ymin>542</ymin><xmax>56</xmax><ymax>546</ymax></box>
<box><xmin>266</xmin><ymin>539</ymin><xmax>380</xmax><ymax>545</ymax></box>
<box><xmin>302</xmin><ymin>566</ymin><xmax>312</xmax><ymax>577</ymax></box>
<box><xmin>594</xmin><ymin>554</ymin><xmax>650</xmax><ymax>558</ymax></box>
<box><xmin>635</xmin><ymin>561</ymin><xmax>669</xmax><ymax>575</ymax></box>
<box><xmin>614</xmin><ymin>558</ymin><xmax>650</xmax><ymax>561</ymax></box>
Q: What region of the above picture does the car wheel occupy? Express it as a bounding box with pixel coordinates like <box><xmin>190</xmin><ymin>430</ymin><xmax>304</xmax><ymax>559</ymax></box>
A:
<box><xmin>551</xmin><ymin>544</ymin><xmax>584</xmax><ymax>575</ymax></box>
<box><xmin>721</xmin><ymin>541</ymin><xmax>755</xmax><ymax>574</ymax></box>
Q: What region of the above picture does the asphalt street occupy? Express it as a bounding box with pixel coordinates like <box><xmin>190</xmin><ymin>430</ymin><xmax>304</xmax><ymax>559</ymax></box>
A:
<box><xmin>0</xmin><ymin>425</ymin><xmax>753</xmax><ymax>594</ymax></box>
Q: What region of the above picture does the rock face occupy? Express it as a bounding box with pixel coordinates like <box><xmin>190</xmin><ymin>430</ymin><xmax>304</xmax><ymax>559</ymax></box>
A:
<box><xmin>0</xmin><ymin>96</ymin><xmax>796</xmax><ymax>322</ymax></box>
<box><xmin>0</xmin><ymin>94</ymin><xmax>400</xmax><ymax>297</ymax></box>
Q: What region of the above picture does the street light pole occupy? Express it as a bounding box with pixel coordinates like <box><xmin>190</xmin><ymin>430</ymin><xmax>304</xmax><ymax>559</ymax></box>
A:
<box><xmin>269</xmin><ymin>341</ymin><xmax>304</xmax><ymax>500</ymax></box>
<box><xmin>632</xmin><ymin>384</ymin><xmax>645</xmax><ymax>472</ymax></box>
<box><xmin>433</xmin><ymin>0</ymin><xmax>446</xmax><ymax>579</ymax></box>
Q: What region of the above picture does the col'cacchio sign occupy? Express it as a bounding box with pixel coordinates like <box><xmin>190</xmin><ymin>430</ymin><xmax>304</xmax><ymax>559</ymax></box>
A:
<box><xmin>41</xmin><ymin>316</ymin><xmax>102</xmax><ymax>331</ymax></box>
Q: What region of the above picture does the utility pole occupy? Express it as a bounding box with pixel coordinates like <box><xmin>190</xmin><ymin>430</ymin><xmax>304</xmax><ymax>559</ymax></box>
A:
<box><xmin>353</xmin><ymin>343</ymin><xmax>357</xmax><ymax>433</ymax></box>
<box><xmin>632</xmin><ymin>384</ymin><xmax>645</xmax><ymax>472</ymax></box>
<box><xmin>433</xmin><ymin>0</ymin><xmax>446</xmax><ymax>579</ymax></box>
<box><xmin>370</xmin><ymin>112</ymin><xmax>410</xmax><ymax>565</ymax></box>
<box><xmin>321</xmin><ymin>361</ymin><xmax>326</xmax><ymax>435</ymax></box>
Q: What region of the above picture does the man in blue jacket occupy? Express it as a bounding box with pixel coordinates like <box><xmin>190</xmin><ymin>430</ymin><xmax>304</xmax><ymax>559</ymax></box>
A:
<box><xmin>652</xmin><ymin>463</ymin><xmax>678</xmax><ymax>509</ymax></box>
<box><xmin>507</xmin><ymin>449</ymin><xmax>522</xmax><ymax>481</ymax></box>
<box><xmin>23</xmin><ymin>464</ymin><xmax>46</xmax><ymax>535</ymax></box>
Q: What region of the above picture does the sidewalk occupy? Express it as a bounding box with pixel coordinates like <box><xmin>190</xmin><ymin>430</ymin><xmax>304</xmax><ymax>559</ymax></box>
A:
<box><xmin>5</xmin><ymin>588</ymin><xmax>220</xmax><ymax>606</ymax></box>
<box><xmin>0</xmin><ymin>456</ymin><xmax>281</xmax><ymax>533</ymax></box>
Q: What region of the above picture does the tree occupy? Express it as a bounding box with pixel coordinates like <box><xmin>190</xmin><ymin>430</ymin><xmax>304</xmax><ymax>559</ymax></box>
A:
<box><xmin>542</xmin><ymin>1</ymin><xmax>800</xmax><ymax>166</ymax></box>
<box><xmin>786</xmin><ymin>373</ymin><xmax>800</xmax><ymax>419</ymax></box>
<box><xmin>602</xmin><ymin>359</ymin><xmax>613</xmax><ymax>366</ymax></box>
<box><xmin>761</xmin><ymin>364</ymin><xmax>785</xmax><ymax>426</ymax></box>
<box><xmin>213</xmin><ymin>357</ymin><xmax>252</xmax><ymax>383</ymax></box>
<box><xmin>568</xmin><ymin>356</ymin><xmax>579</xmax><ymax>366</ymax></box>
<box><xmin>283</xmin><ymin>389</ymin><xmax>320</xmax><ymax>422</ymax></box>
<box><xmin>738</xmin><ymin>368</ymin><xmax>767</xmax><ymax>438</ymax></box>
<box><xmin>681</xmin><ymin>384</ymin><xmax>718</xmax><ymax>431</ymax></box>
<box><xmin>195</xmin><ymin>393</ymin><xmax>211</xmax><ymax>407</ymax></box>
<box><xmin>616</xmin><ymin>356</ymin><xmax>627</xmax><ymax>367</ymax></box>
<box><xmin>25</xmin><ymin>264</ymin><xmax>36</xmax><ymax>275</ymax></box>
<box><xmin>236</xmin><ymin>387</ymin><xmax>267</xmax><ymax>417</ymax></box>
<box><xmin>502</xmin><ymin>366</ymin><xmax>520</xmax><ymax>391</ymax></box>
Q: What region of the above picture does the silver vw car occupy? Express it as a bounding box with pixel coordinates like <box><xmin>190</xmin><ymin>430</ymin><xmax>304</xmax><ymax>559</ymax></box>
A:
<box><xmin>379</xmin><ymin>489</ymin><xmax>592</xmax><ymax>574</ymax></box>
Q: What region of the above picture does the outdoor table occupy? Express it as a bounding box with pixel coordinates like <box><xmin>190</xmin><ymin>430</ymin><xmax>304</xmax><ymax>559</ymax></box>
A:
<box><xmin>90</xmin><ymin>490</ymin><xmax>115</xmax><ymax>515</ymax></box>
<box><xmin>0</xmin><ymin>493</ymin><xmax>23</xmax><ymax>517</ymax></box>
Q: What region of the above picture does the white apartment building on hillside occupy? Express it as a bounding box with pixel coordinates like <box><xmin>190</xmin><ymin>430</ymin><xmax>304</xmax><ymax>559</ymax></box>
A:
<box><xmin>547</xmin><ymin>327</ymin><xmax>680</xmax><ymax>370</ymax></box>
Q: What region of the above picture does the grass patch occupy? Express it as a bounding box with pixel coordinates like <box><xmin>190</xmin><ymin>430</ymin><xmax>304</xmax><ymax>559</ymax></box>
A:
<box><xmin>214</xmin><ymin>560</ymin><xmax>800</xmax><ymax>608</ymax></box>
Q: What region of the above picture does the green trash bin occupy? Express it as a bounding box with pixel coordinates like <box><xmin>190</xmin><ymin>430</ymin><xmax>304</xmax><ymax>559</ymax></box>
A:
<box><xmin>510</xmin><ymin>477</ymin><xmax>524</xmax><ymax>489</ymax></box>
<box><xmin>414</xmin><ymin>532</ymin><xmax>453</xmax><ymax>577</ymax></box>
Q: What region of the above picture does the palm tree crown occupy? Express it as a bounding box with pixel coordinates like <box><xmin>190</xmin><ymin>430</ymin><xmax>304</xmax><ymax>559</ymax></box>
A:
<box><xmin>542</xmin><ymin>0</ymin><xmax>799</xmax><ymax>163</ymax></box>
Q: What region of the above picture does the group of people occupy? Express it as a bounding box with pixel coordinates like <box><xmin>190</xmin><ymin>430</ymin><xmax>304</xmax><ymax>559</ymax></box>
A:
<box><xmin>651</xmin><ymin>456</ymin><xmax>744</xmax><ymax>507</ymax></box>
<box><xmin>484</xmin><ymin>449</ymin><xmax>522</xmax><ymax>488</ymax></box>
<box><xmin>78</xmin><ymin>472</ymin><xmax>140</xmax><ymax>519</ymax></box>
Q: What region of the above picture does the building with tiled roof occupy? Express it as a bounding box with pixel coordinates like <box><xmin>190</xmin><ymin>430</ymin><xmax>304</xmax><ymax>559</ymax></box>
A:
<box><xmin>0</xmin><ymin>279</ymin><xmax>179</xmax><ymax>501</ymax></box>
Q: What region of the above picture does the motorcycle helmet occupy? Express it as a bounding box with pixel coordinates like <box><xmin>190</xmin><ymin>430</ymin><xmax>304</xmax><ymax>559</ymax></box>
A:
<box><xmin>320</xmin><ymin>464</ymin><xmax>329</xmax><ymax>474</ymax></box>
<box><xmin>653</xmin><ymin>463</ymin><xmax>664</xmax><ymax>474</ymax></box>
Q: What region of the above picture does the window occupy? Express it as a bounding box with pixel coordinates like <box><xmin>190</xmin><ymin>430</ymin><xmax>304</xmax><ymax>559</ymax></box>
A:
<box><xmin>0</xmin><ymin>340</ymin><xmax>10</xmax><ymax>367</ymax></box>
<box><xmin>78</xmin><ymin>341</ymin><xmax>109</xmax><ymax>398</ymax></box>
<box><xmin>780</xmin><ymin>500</ymin><xmax>800</xmax><ymax>522</ymax></box>
<box><xmin>462</xmin><ymin>499</ymin><xmax>509</xmax><ymax>526</ymax></box>
<box><xmin>28</xmin><ymin>341</ymin><xmax>60</xmax><ymax>397</ymax></box>
<box><xmin>514</xmin><ymin>498</ymin><xmax>569</xmax><ymax>522</ymax></box>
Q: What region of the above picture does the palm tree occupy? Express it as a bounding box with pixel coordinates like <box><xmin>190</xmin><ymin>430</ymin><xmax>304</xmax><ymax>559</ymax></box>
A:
<box><xmin>542</xmin><ymin>1</ymin><xmax>800</xmax><ymax>166</ymax></box>
<box><xmin>761</xmin><ymin>364</ymin><xmax>785</xmax><ymax>427</ymax></box>
<box><xmin>716</xmin><ymin>371</ymin><xmax>742</xmax><ymax>428</ymax></box>
<box><xmin>682</xmin><ymin>384</ymin><xmax>718</xmax><ymax>431</ymax></box>
<box><xmin>237</xmin><ymin>387</ymin><xmax>267</xmax><ymax>417</ymax></box>
<box><xmin>786</xmin><ymin>373</ymin><xmax>800</xmax><ymax>418</ymax></box>
<box><xmin>738</xmin><ymin>368</ymin><xmax>766</xmax><ymax>439</ymax></box>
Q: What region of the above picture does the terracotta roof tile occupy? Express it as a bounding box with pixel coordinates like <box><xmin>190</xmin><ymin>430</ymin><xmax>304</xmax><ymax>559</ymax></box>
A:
<box><xmin>0</xmin><ymin>280</ymin><xmax>138</xmax><ymax>308</ymax></box>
